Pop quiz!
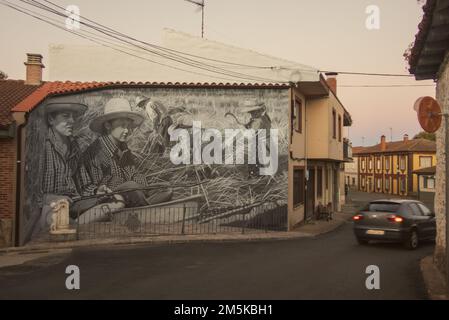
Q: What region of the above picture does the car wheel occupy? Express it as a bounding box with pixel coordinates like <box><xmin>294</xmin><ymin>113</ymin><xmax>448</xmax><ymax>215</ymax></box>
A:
<box><xmin>404</xmin><ymin>230</ymin><xmax>419</xmax><ymax>250</ymax></box>
<box><xmin>356</xmin><ymin>237</ymin><xmax>369</xmax><ymax>245</ymax></box>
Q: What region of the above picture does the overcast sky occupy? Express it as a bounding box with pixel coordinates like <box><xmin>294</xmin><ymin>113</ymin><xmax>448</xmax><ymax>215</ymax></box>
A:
<box><xmin>0</xmin><ymin>0</ymin><xmax>436</xmax><ymax>146</ymax></box>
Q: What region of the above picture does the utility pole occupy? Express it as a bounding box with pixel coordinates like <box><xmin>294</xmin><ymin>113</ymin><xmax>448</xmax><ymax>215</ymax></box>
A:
<box><xmin>184</xmin><ymin>0</ymin><xmax>205</xmax><ymax>38</ymax></box>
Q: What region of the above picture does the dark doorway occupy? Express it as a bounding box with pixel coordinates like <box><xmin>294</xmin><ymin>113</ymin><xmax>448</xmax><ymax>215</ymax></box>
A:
<box><xmin>306</xmin><ymin>168</ymin><xmax>315</xmax><ymax>220</ymax></box>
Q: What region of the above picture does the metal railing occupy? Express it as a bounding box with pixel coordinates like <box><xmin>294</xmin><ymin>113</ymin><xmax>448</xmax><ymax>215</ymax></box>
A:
<box><xmin>73</xmin><ymin>202</ymin><xmax>287</xmax><ymax>240</ymax></box>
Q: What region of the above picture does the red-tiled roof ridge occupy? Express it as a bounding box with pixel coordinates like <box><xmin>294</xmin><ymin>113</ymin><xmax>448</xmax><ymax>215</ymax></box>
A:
<box><xmin>353</xmin><ymin>138</ymin><xmax>435</xmax><ymax>154</ymax></box>
<box><xmin>11</xmin><ymin>80</ymin><xmax>291</xmax><ymax>114</ymax></box>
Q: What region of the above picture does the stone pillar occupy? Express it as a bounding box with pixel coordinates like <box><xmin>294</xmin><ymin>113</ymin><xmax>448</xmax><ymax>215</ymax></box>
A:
<box><xmin>435</xmin><ymin>52</ymin><xmax>449</xmax><ymax>275</ymax></box>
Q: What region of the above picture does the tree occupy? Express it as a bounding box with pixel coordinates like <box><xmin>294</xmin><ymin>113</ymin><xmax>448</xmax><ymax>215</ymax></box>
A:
<box><xmin>0</xmin><ymin>70</ymin><xmax>7</xmax><ymax>80</ymax></box>
<box><xmin>413</xmin><ymin>131</ymin><xmax>436</xmax><ymax>141</ymax></box>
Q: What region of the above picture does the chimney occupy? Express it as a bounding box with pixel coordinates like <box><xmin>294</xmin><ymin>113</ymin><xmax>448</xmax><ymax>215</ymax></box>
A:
<box><xmin>325</xmin><ymin>72</ymin><xmax>338</xmax><ymax>95</ymax></box>
<box><xmin>24</xmin><ymin>53</ymin><xmax>44</xmax><ymax>85</ymax></box>
<box><xmin>403</xmin><ymin>134</ymin><xmax>409</xmax><ymax>142</ymax></box>
<box><xmin>380</xmin><ymin>135</ymin><xmax>386</xmax><ymax>151</ymax></box>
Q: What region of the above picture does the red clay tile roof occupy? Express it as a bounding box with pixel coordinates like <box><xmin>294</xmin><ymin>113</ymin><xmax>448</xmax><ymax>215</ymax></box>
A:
<box><xmin>0</xmin><ymin>80</ymin><xmax>42</xmax><ymax>128</ymax></box>
<box><xmin>352</xmin><ymin>146</ymin><xmax>365</xmax><ymax>154</ymax></box>
<box><xmin>353</xmin><ymin>139</ymin><xmax>436</xmax><ymax>155</ymax></box>
<box><xmin>12</xmin><ymin>81</ymin><xmax>291</xmax><ymax>114</ymax></box>
<box><xmin>408</xmin><ymin>0</ymin><xmax>438</xmax><ymax>72</ymax></box>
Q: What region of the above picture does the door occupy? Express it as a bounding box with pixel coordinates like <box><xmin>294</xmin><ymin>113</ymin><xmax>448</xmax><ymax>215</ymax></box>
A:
<box><xmin>306</xmin><ymin>168</ymin><xmax>315</xmax><ymax>220</ymax></box>
<box><xmin>333</xmin><ymin>168</ymin><xmax>338</xmax><ymax>211</ymax></box>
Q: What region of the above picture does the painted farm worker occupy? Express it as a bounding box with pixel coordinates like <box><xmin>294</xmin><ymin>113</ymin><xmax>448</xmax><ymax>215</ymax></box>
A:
<box><xmin>83</xmin><ymin>97</ymin><xmax>173</xmax><ymax>208</ymax></box>
<box><xmin>136</xmin><ymin>98</ymin><xmax>173</xmax><ymax>155</ymax></box>
<box><xmin>38</xmin><ymin>102</ymin><xmax>120</xmax><ymax>234</ymax></box>
<box><xmin>241</xmin><ymin>100</ymin><xmax>272</xmax><ymax>133</ymax></box>
<box><xmin>226</xmin><ymin>99</ymin><xmax>272</xmax><ymax>177</ymax></box>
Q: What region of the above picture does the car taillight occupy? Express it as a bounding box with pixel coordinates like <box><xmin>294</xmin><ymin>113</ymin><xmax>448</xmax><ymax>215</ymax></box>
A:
<box><xmin>353</xmin><ymin>214</ymin><xmax>363</xmax><ymax>221</ymax></box>
<box><xmin>387</xmin><ymin>215</ymin><xmax>404</xmax><ymax>223</ymax></box>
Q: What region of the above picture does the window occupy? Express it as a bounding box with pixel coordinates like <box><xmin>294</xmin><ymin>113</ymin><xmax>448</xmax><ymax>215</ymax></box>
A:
<box><xmin>385</xmin><ymin>178</ymin><xmax>390</xmax><ymax>190</ymax></box>
<box><xmin>332</xmin><ymin>109</ymin><xmax>336</xmax><ymax>139</ymax></box>
<box><xmin>338</xmin><ymin>115</ymin><xmax>342</xmax><ymax>142</ymax></box>
<box><xmin>361</xmin><ymin>159</ymin><xmax>366</xmax><ymax>170</ymax></box>
<box><xmin>362</xmin><ymin>176</ymin><xmax>366</xmax><ymax>187</ymax></box>
<box><xmin>293</xmin><ymin>168</ymin><xmax>305</xmax><ymax>206</ymax></box>
<box><xmin>417</xmin><ymin>203</ymin><xmax>432</xmax><ymax>216</ymax></box>
<box><xmin>352</xmin><ymin>177</ymin><xmax>355</xmax><ymax>185</ymax></box>
<box><xmin>376</xmin><ymin>158</ymin><xmax>381</xmax><ymax>171</ymax></box>
<box><xmin>409</xmin><ymin>203</ymin><xmax>422</xmax><ymax>216</ymax></box>
<box><xmin>423</xmin><ymin>176</ymin><xmax>435</xmax><ymax>189</ymax></box>
<box><xmin>369</xmin><ymin>158</ymin><xmax>373</xmax><ymax>171</ymax></box>
<box><xmin>364</xmin><ymin>202</ymin><xmax>400</xmax><ymax>213</ymax></box>
<box><xmin>428</xmin><ymin>177</ymin><xmax>435</xmax><ymax>189</ymax></box>
<box><xmin>419</xmin><ymin>156</ymin><xmax>432</xmax><ymax>168</ymax></box>
<box><xmin>399</xmin><ymin>156</ymin><xmax>406</xmax><ymax>171</ymax></box>
<box><xmin>400</xmin><ymin>177</ymin><xmax>406</xmax><ymax>192</ymax></box>
<box><xmin>376</xmin><ymin>178</ymin><xmax>381</xmax><ymax>189</ymax></box>
<box><xmin>385</xmin><ymin>157</ymin><xmax>390</xmax><ymax>171</ymax></box>
<box><xmin>325</xmin><ymin>168</ymin><xmax>329</xmax><ymax>190</ymax></box>
<box><xmin>294</xmin><ymin>99</ymin><xmax>302</xmax><ymax>133</ymax></box>
<box><xmin>317</xmin><ymin>168</ymin><xmax>323</xmax><ymax>197</ymax></box>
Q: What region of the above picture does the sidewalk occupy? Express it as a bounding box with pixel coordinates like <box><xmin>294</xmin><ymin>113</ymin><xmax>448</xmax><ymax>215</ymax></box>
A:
<box><xmin>420</xmin><ymin>256</ymin><xmax>449</xmax><ymax>300</ymax></box>
<box><xmin>0</xmin><ymin>211</ymin><xmax>353</xmax><ymax>256</ymax></box>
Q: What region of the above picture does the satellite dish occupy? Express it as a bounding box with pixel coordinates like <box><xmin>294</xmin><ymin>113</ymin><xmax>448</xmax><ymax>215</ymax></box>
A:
<box><xmin>414</xmin><ymin>96</ymin><xmax>442</xmax><ymax>133</ymax></box>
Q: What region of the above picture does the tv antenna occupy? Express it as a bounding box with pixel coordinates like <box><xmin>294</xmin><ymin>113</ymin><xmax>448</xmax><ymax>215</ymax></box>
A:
<box><xmin>184</xmin><ymin>0</ymin><xmax>205</xmax><ymax>38</ymax></box>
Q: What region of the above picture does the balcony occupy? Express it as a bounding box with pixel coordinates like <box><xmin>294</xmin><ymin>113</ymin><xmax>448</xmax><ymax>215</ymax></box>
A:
<box><xmin>343</xmin><ymin>138</ymin><xmax>352</xmax><ymax>162</ymax></box>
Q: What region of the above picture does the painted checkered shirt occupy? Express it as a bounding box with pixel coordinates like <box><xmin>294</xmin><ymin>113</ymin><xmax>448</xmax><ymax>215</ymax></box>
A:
<box><xmin>42</xmin><ymin>128</ymin><xmax>94</xmax><ymax>197</ymax></box>
<box><xmin>81</xmin><ymin>135</ymin><xmax>147</xmax><ymax>191</ymax></box>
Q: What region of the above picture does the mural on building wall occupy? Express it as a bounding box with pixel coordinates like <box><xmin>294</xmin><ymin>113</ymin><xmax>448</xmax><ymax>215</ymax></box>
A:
<box><xmin>23</xmin><ymin>88</ymin><xmax>289</xmax><ymax>242</ymax></box>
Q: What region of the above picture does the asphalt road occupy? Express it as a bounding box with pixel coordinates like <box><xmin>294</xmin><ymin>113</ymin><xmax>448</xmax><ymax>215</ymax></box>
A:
<box><xmin>0</xmin><ymin>221</ymin><xmax>434</xmax><ymax>300</ymax></box>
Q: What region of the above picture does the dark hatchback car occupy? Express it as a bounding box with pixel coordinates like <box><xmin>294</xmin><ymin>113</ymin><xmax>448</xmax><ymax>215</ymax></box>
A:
<box><xmin>353</xmin><ymin>200</ymin><xmax>436</xmax><ymax>250</ymax></box>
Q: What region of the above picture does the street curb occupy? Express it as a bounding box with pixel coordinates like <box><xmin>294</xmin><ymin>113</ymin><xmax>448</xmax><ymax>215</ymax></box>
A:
<box><xmin>0</xmin><ymin>213</ymin><xmax>351</xmax><ymax>255</ymax></box>
<box><xmin>420</xmin><ymin>255</ymin><xmax>448</xmax><ymax>300</ymax></box>
<box><xmin>0</xmin><ymin>232</ymin><xmax>313</xmax><ymax>255</ymax></box>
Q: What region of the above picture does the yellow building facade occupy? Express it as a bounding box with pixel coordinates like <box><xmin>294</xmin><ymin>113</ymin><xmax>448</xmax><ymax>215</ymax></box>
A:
<box><xmin>355</xmin><ymin>135</ymin><xmax>436</xmax><ymax>196</ymax></box>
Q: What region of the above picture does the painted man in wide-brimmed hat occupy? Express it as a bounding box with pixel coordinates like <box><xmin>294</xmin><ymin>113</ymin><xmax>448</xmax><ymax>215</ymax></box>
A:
<box><xmin>82</xmin><ymin>97</ymin><xmax>172</xmax><ymax>208</ymax></box>
<box><xmin>42</xmin><ymin>102</ymin><xmax>89</xmax><ymax>197</ymax></box>
<box><xmin>38</xmin><ymin>102</ymin><xmax>112</xmax><ymax>234</ymax></box>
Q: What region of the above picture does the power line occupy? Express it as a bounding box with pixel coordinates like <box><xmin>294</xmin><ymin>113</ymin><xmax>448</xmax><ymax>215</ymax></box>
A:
<box><xmin>340</xmin><ymin>84</ymin><xmax>435</xmax><ymax>88</ymax></box>
<box><xmin>0</xmin><ymin>0</ymin><xmax>245</xmax><ymax>82</ymax></box>
<box><xmin>38</xmin><ymin>0</ymin><xmax>282</xmax><ymax>73</ymax></box>
<box><xmin>15</xmin><ymin>0</ymin><xmax>287</xmax><ymax>83</ymax></box>
<box><xmin>319</xmin><ymin>70</ymin><xmax>414</xmax><ymax>77</ymax></box>
<box><xmin>5</xmin><ymin>0</ymin><xmax>425</xmax><ymax>82</ymax></box>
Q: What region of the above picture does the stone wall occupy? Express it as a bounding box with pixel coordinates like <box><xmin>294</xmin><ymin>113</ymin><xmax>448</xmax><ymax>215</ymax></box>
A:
<box><xmin>434</xmin><ymin>52</ymin><xmax>449</xmax><ymax>274</ymax></box>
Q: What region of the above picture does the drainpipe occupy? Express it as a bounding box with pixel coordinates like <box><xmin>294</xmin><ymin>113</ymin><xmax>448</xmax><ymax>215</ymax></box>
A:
<box><xmin>304</xmin><ymin>99</ymin><xmax>308</xmax><ymax>221</ymax></box>
<box><xmin>12</xmin><ymin>112</ymin><xmax>27</xmax><ymax>247</ymax></box>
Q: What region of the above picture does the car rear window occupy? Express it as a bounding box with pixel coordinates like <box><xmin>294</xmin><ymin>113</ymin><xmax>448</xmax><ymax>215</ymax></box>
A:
<box><xmin>363</xmin><ymin>202</ymin><xmax>400</xmax><ymax>213</ymax></box>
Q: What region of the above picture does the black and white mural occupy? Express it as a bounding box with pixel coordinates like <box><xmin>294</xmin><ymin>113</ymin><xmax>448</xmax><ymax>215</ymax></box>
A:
<box><xmin>23</xmin><ymin>87</ymin><xmax>289</xmax><ymax>241</ymax></box>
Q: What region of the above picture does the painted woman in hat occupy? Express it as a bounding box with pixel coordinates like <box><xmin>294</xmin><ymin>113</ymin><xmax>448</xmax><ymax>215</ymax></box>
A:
<box><xmin>81</xmin><ymin>97</ymin><xmax>172</xmax><ymax>208</ymax></box>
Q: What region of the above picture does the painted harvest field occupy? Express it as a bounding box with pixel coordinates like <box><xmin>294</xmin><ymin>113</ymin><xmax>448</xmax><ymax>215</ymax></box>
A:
<box><xmin>23</xmin><ymin>87</ymin><xmax>289</xmax><ymax>241</ymax></box>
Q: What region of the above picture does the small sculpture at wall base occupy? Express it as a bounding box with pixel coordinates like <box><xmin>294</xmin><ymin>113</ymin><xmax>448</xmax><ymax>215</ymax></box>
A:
<box><xmin>49</xmin><ymin>199</ymin><xmax>76</xmax><ymax>235</ymax></box>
